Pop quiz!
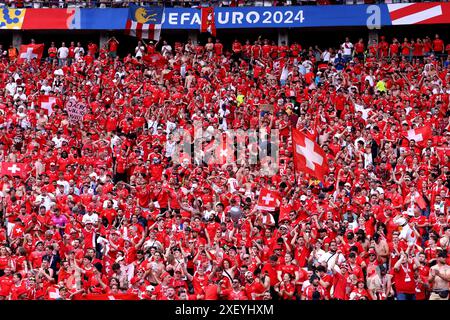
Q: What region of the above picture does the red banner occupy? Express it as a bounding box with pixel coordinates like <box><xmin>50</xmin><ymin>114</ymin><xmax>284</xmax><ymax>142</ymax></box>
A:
<box><xmin>200</xmin><ymin>7</ymin><xmax>216</xmax><ymax>37</ymax></box>
<box><xmin>22</xmin><ymin>9</ymin><xmax>76</xmax><ymax>29</ymax></box>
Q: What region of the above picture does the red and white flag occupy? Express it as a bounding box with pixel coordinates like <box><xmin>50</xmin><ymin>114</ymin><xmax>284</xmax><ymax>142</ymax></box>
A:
<box><xmin>387</xmin><ymin>3</ymin><xmax>450</xmax><ymax>25</ymax></box>
<box><xmin>125</xmin><ymin>5</ymin><xmax>164</xmax><ymax>41</ymax></box>
<box><xmin>257</xmin><ymin>188</ymin><xmax>281</xmax><ymax>212</ymax></box>
<box><xmin>143</xmin><ymin>53</ymin><xmax>167</xmax><ymax>68</ymax></box>
<box><xmin>406</xmin><ymin>125</ymin><xmax>432</xmax><ymax>144</ymax></box>
<box><xmin>215</xmin><ymin>141</ymin><xmax>235</xmax><ymax>165</ymax></box>
<box><xmin>292</xmin><ymin>128</ymin><xmax>329</xmax><ymax>181</ymax></box>
<box><xmin>406</xmin><ymin>191</ymin><xmax>427</xmax><ymax>210</ymax></box>
<box><xmin>39</xmin><ymin>95</ymin><xmax>57</xmax><ymax>116</ymax></box>
<box><xmin>18</xmin><ymin>44</ymin><xmax>44</xmax><ymax>63</ymax></box>
<box><xmin>0</xmin><ymin>162</ymin><xmax>28</xmax><ymax>178</ymax></box>
<box><xmin>200</xmin><ymin>7</ymin><xmax>216</xmax><ymax>37</ymax></box>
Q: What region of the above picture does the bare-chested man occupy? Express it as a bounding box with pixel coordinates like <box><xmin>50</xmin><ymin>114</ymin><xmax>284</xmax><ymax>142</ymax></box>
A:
<box><xmin>428</xmin><ymin>251</ymin><xmax>449</xmax><ymax>300</ymax></box>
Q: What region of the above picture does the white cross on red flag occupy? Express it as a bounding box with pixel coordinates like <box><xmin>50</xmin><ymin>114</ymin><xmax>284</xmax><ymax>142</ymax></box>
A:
<box><xmin>257</xmin><ymin>188</ymin><xmax>281</xmax><ymax>211</ymax></box>
<box><xmin>18</xmin><ymin>44</ymin><xmax>44</xmax><ymax>63</ymax></box>
<box><xmin>0</xmin><ymin>162</ymin><xmax>28</xmax><ymax>178</ymax></box>
<box><xmin>39</xmin><ymin>95</ymin><xmax>58</xmax><ymax>116</ymax></box>
<box><xmin>292</xmin><ymin>128</ymin><xmax>329</xmax><ymax>181</ymax></box>
<box><xmin>406</xmin><ymin>125</ymin><xmax>432</xmax><ymax>145</ymax></box>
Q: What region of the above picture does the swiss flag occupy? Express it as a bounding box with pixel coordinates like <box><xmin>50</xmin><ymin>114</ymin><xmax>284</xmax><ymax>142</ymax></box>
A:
<box><xmin>406</xmin><ymin>191</ymin><xmax>427</xmax><ymax>210</ymax></box>
<box><xmin>406</xmin><ymin>125</ymin><xmax>432</xmax><ymax>145</ymax></box>
<box><xmin>215</xmin><ymin>141</ymin><xmax>235</xmax><ymax>165</ymax></box>
<box><xmin>0</xmin><ymin>162</ymin><xmax>28</xmax><ymax>178</ymax></box>
<box><xmin>292</xmin><ymin>128</ymin><xmax>328</xmax><ymax>181</ymax></box>
<box><xmin>18</xmin><ymin>44</ymin><xmax>44</xmax><ymax>63</ymax></box>
<box><xmin>257</xmin><ymin>188</ymin><xmax>281</xmax><ymax>212</ymax></box>
<box><xmin>204</xmin><ymin>136</ymin><xmax>235</xmax><ymax>165</ymax></box>
<box><xmin>46</xmin><ymin>287</ymin><xmax>60</xmax><ymax>300</ymax></box>
<box><xmin>143</xmin><ymin>53</ymin><xmax>167</xmax><ymax>69</ymax></box>
<box><xmin>39</xmin><ymin>95</ymin><xmax>57</xmax><ymax>116</ymax></box>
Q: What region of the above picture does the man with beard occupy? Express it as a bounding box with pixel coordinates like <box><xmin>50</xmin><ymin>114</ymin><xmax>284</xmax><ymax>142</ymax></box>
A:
<box><xmin>244</xmin><ymin>271</ymin><xmax>265</xmax><ymax>300</ymax></box>
<box><xmin>303</xmin><ymin>274</ymin><xmax>326</xmax><ymax>300</ymax></box>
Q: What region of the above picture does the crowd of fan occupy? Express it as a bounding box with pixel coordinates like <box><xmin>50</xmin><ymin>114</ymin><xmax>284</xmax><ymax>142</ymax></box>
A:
<box><xmin>0</xmin><ymin>32</ymin><xmax>449</xmax><ymax>300</ymax></box>
<box><xmin>1</xmin><ymin>0</ymin><xmax>446</xmax><ymax>9</ymax></box>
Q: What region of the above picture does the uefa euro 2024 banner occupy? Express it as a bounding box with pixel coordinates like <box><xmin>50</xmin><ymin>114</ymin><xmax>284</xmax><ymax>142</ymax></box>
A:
<box><xmin>1</xmin><ymin>3</ymin><xmax>450</xmax><ymax>30</ymax></box>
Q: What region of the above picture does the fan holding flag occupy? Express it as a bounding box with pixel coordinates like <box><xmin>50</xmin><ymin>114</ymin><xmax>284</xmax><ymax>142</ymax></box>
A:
<box><xmin>404</xmin><ymin>124</ymin><xmax>433</xmax><ymax>147</ymax></box>
<box><xmin>291</xmin><ymin>128</ymin><xmax>329</xmax><ymax>181</ymax></box>
<box><xmin>125</xmin><ymin>4</ymin><xmax>164</xmax><ymax>41</ymax></box>
<box><xmin>38</xmin><ymin>95</ymin><xmax>59</xmax><ymax>116</ymax></box>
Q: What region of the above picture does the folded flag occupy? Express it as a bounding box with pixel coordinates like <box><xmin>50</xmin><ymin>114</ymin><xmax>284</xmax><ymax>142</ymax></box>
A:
<box><xmin>125</xmin><ymin>4</ymin><xmax>163</xmax><ymax>40</ymax></box>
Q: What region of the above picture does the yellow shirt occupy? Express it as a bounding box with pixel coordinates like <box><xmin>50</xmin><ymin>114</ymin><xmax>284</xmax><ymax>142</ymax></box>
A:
<box><xmin>376</xmin><ymin>80</ymin><xmax>386</xmax><ymax>92</ymax></box>
<box><xmin>236</xmin><ymin>94</ymin><xmax>244</xmax><ymax>106</ymax></box>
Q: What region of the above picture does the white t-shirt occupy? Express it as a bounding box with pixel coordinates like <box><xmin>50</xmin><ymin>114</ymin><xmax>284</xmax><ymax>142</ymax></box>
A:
<box><xmin>135</xmin><ymin>45</ymin><xmax>145</xmax><ymax>58</ymax></box>
<box><xmin>318</xmin><ymin>252</ymin><xmax>346</xmax><ymax>272</ymax></box>
<box><xmin>40</xmin><ymin>84</ymin><xmax>52</xmax><ymax>95</ymax></box>
<box><xmin>82</xmin><ymin>213</ymin><xmax>99</xmax><ymax>225</ymax></box>
<box><xmin>364</xmin><ymin>75</ymin><xmax>375</xmax><ymax>87</ymax></box>
<box><xmin>57</xmin><ymin>47</ymin><xmax>69</xmax><ymax>59</ymax></box>
<box><xmin>74</xmin><ymin>46</ymin><xmax>85</xmax><ymax>59</ymax></box>
<box><xmin>321</xmin><ymin>50</ymin><xmax>331</xmax><ymax>62</ymax></box>
<box><xmin>341</xmin><ymin>42</ymin><xmax>353</xmax><ymax>55</ymax></box>
<box><xmin>161</xmin><ymin>45</ymin><xmax>172</xmax><ymax>57</ymax></box>
<box><xmin>52</xmin><ymin>136</ymin><xmax>68</xmax><ymax>148</ymax></box>
<box><xmin>5</xmin><ymin>82</ymin><xmax>17</xmax><ymax>96</ymax></box>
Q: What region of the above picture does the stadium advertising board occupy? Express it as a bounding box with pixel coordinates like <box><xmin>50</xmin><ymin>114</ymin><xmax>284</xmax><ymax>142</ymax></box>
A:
<box><xmin>0</xmin><ymin>3</ymin><xmax>449</xmax><ymax>30</ymax></box>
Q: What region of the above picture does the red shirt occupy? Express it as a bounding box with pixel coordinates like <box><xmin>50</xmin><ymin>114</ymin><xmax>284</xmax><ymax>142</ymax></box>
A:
<box><xmin>332</xmin><ymin>272</ymin><xmax>348</xmax><ymax>300</ymax></box>
<box><xmin>392</xmin><ymin>263</ymin><xmax>416</xmax><ymax>294</ymax></box>
<box><xmin>109</xmin><ymin>40</ymin><xmax>118</xmax><ymax>52</ymax></box>
<box><xmin>432</xmin><ymin>39</ymin><xmax>444</xmax><ymax>52</ymax></box>
<box><xmin>304</xmin><ymin>284</ymin><xmax>326</xmax><ymax>300</ymax></box>
<box><xmin>226</xmin><ymin>288</ymin><xmax>248</xmax><ymax>300</ymax></box>
<box><xmin>354</xmin><ymin>42</ymin><xmax>365</xmax><ymax>54</ymax></box>
<box><xmin>245</xmin><ymin>280</ymin><xmax>265</xmax><ymax>300</ymax></box>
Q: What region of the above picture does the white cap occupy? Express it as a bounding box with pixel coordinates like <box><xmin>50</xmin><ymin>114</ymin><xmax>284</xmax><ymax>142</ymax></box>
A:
<box><xmin>300</xmin><ymin>195</ymin><xmax>307</xmax><ymax>201</ymax></box>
